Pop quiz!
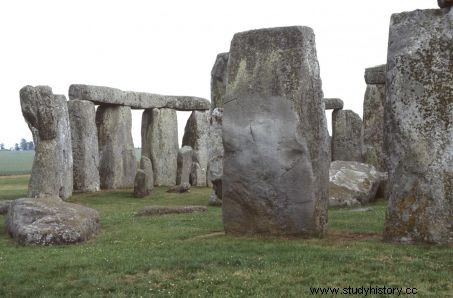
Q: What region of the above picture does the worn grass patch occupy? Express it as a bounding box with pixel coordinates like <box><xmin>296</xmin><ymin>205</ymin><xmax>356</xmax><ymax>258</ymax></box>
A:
<box><xmin>0</xmin><ymin>176</ymin><xmax>451</xmax><ymax>297</ymax></box>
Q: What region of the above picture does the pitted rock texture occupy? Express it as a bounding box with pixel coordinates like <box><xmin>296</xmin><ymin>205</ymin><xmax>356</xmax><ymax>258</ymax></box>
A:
<box><xmin>323</xmin><ymin>98</ymin><xmax>344</xmax><ymax>110</ymax></box>
<box><xmin>364</xmin><ymin>64</ymin><xmax>386</xmax><ymax>85</ymax></box>
<box><xmin>208</xmin><ymin>108</ymin><xmax>224</xmax><ymax>202</ymax></box>
<box><xmin>176</xmin><ymin>146</ymin><xmax>193</xmax><ymax>185</ymax></box>
<box><xmin>69</xmin><ymin>84</ymin><xmax>210</xmax><ymax>111</ymax></box>
<box><xmin>68</xmin><ymin>100</ymin><xmax>100</xmax><ymax>192</ymax></box>
<box><xmin>96</xmin><ymin>105</ymin><xmax>136</xmax><ymax>189</ymax></box>
<box><xmin>332</xmin><ymin>109</ymin><xmax>363</xmax><ymax>162</ymax></box>
<box><xmin>329</xmin><ymin>161</ymin><xmax>387</xmax><ymax>208</ymax></box>
<box><xmin>223</xmin><ymin>26</ymin><xmax>329</xmax><ymax>236</ymax></box>
<box><xmin>141</xmin><ymin>108</ymin><xmax>178</xmax><ymax>186</ymax></box>
<box><xmin>182</xmin><ymin>110</ymin><xmax>210</xmax><ymax>186</ymax></box>
<box><xmin>20</xmin><ymin>86</ymin><xmax>73</xmax><ymax>200</ymax></box>
<box><xmin>383</xmin><ymin>9</ymin><xmax>453</xmax><ymax>244</ymax></box>
<box><xmin>211</xmin><ymin>52</ymin><xmax>229</xmax><ymax>109</ymax></box>
<box><xmin>6</xmin><ymin>197</ymin><xmax>99</xmax><ymax>246</ymax></box>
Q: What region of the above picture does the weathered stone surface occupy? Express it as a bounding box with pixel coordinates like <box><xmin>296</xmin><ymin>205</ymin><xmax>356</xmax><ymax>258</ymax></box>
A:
<box><xmin>68</xmin><ymin>100</ymin><xmax>100</xmax><ymax>192</ymax></box>
<box><xmin>96</xmin><ymin>105</ymin><xmax>136</xmax><ymax>189</ymax></box>
<box><xmin>332</xmin><ymin>109</ymin><xmax>363</xmax><ymax>162</ymax></box>
<box><xmin>323</xmin><ymin>98</ymin><xmax>344</xmax><ymax>110</ymax></box>
<box><xmin>6</xmin><ymin>197</ymin><xmax>99</xmax><ymax>246</ymax></box>
<box><xmin>329</xmin><ymin>161</ymin><xmax>387</xmax><ymax>208</ymax></box>
<box><xmin>211</xmin><ymin>52</ymin><xmax>229</xmax><ymax>109</ymax></box>
<box><xmin>207</xmin><ymin>108</ymin><xmax>223</xmax><ymax>201</ymax></box>
<box><xmin>133</xmin><ymin>169</ymin><xmax>149</xmax><ymax>198</ymax></box>
<box><xmin>438</xmin><ymin>0</ymin><xmax>453</xmax><ymax>8</ymax></box>
<box><xmin>0</xmin><ymin>200</ymin><xmax>13</xmax><ymax>215</ymax></box>
<box><xmin>140</xmin><ymin>156</ymin><xmax>154</xmax><ymax>191</ymax></box>
<box><xmin>176</xmin><ymin>146</ymin><xmax>193</xmax><ymax>185</ymax></box>
<box><xmin>383</xmin><ymin>9</ymin><xmax>453</xmax><ymax>244</ymax></box>
<box><xmin>166</xmin><ymin>183</ymin><xmax>191</xmax><ymax>193</ymax></box>
<box><xmin>363</xmin><ymin>83</ymin><xmax>386</xmax><ymax>171</ymax></box>
<box><xmin>223</xmin><ymin>26</ymin><xmax>330</xmax><ymax>236</ymax></box>
<box><xmin>182</xmin><ymin>110</ymin><xmax>210</xmax><ymax>186</ymax></box>
<box><xmin>20</xmin><ymin>86</ymin><xmax>73</xmax><ymax>200</ymax></box>
<box><xmin>69</xmin><ymin>84</ymin><xmax>210</xmax><ymax>111</ymax></box>
<box><xmin>208</xmin><ymin>191</ymin><xmax>222</xmax><ymax>206</ymax></box>
<box><xmin>141</xmin><ymin>108</ymin><xmax>178</xmax><ymax>186</ymax></box>
<box><xmin>364</xmin><ymin>64</ymin><xmax>386</xmax><ymax>85</ymax></box>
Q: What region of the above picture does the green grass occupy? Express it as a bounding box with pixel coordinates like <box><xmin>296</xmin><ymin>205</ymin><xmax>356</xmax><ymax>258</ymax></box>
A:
<box><xmin>0</xmin><ymin>151</ymin><xmax>35</xmax><ymax>176</ymax></box>
<box><xmin>0</xmin><ymin>176</ymin><xmax>451</xmax><ymax>297</ymax></box>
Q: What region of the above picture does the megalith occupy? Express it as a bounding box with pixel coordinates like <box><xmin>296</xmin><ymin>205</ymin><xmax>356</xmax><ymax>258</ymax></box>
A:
<box><xmin>363</xmin><ymin>65</ymin><xmax>386</xmax><ymax>171</ymax></box>
<box><xmin>222</xmin><ymin>26</ymin><xmax>330</xmax><ymax>236</ymax></box>
<box><xmin>211</xmin><ymin>52</ymin><xmax>229</xmax><ymax>109</ymax></box>
<box><xmin>207</xmin><ymin>108</ymin><xmax>224</xmax><ymax>205</ymax></box>
<box><xmin>134</xmin><ymin>169</ymin><xmax>149</xmax><ymax>198</ymax></box>
<box><xmin>182</xmin><ymin>110</ymin><xmax>210</xmax><ymax>186</ymax></box>
<box><xmin>141</xmin><ymin>108</ymin><xmax>178</xmax><ymax>186</ymax></box>
<box><xmin>331</xmin><ymin>109</ymin><xmax>363</xmax><ymax>162</ymax></box>
<box><xmin>176</xmin><ymin>146</ymin><xmax>193</xmax><ymax>185</ymax></box>
<box><xmin>383</xmin><ymin>9</ymin><xmax>453</xmax><ymax>244</ymax></box>
<box><xmin>96</xmin><ymin>105</ymin><xmax>136</xmax><ymax>189</ymax></box>
<box><xmin>68</xmin><ymin>100</ymin><xmax>100</xmax><ymax>192</ymax></box>
<box><xmin>140</xmin><ymin>156</ymin><xmax>154</xmax><ymax>192</ymax></box>
<box><xmin>20</xmin><ymin>86</ymin><xmax>73</xmax><ymax>200</ymax></box>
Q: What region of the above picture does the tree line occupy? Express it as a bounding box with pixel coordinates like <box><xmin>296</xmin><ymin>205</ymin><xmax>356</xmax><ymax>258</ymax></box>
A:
<box><xmin>0</xmin><ymin>138</ymin><xmax>35</xmax><ymax>151</ymax></box>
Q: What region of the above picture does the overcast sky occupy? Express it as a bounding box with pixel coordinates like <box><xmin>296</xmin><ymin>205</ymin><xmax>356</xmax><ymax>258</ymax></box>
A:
<box><xmin>0</xmin><ymin>0</ymin><xmax>435</xmax><ymax>148</ymax></box>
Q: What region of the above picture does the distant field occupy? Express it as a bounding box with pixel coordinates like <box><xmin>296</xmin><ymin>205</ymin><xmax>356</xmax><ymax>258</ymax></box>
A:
<box><xmin>0</xmin><ymin>149</ymin><xmax>142</xmax><ymax>176</ymax></box>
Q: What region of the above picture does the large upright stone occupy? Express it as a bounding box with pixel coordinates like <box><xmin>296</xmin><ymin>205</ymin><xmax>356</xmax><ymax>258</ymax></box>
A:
<box><xmin>176</xmin><ymin>146</ymin><xmax>193</xmax><ymax>185</ymax></box>
<box><xmin>363</xmin><ymin>66</ymin><xmax>386</xmax><ymax>171</ymax></box>
<box><xmin>211</xmin><ymin>52</ymin><xmax>229</xmax><ymax>109</ymax></box>
<box><xmin>383</xmin><ymin>9</ymin><xmax>453</xmax><ymax>244</ymax></box>
<box><xmin>68</xmin><ymin>100</ymin><xmax>100</xmax><ymax>192</ymax></box>
<box><xmin>182</xmin><ymin>110</ymin><xmax>210</xmax><ymax>186</ymax></box>
<box><xmin>141</xmin><ymin>108</ymin><xmax>178</xmax><ymax>186</ymax></box>
<box><xmin>207</xmin><ymin>108</ymin><xmax>224</xmax><ymax>205</ymax></box>
<box><xmin>223</xmin><ymin>26</ymin><xmax>330</xmax><ymax>236</ymax></box>
<box><xmin>331</xmin><ymin>109</ymin><xmax>363</xmax><ymax>162</ymax></box>
<box><xmin>20</xmin><ymin>86</ymin><xmax>73</xmax><ymax>200</ymax></box>
<box><xmin>96</xmin><ymin>105</ymin><xmax>136</xmax><ymax>189</ymax></box>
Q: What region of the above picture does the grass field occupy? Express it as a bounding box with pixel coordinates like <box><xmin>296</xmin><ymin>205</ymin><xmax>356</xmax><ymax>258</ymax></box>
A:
<box><xmin>0</xmin><ymin>176</ymin><xmax>451</xmax><ymax>297</ymax></box>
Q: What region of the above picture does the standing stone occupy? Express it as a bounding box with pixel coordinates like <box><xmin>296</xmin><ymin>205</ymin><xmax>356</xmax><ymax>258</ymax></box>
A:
<box><xmin>96</xmin><ymin>105</ymin><xmax>136</xmax><ymax>189</ymax></box>
<box><xmin>223</xmin><ymin>26</ymin><xmax>330</xmax><ymax>236</ymax></box>
<box><xmin>207</xmin><ymin>108</ymin><xmax>224</xmax><ymax>205</ymax></box>
<box><xmin>331</xmin><ymin>109</ymin><xmax>363</xmax><ymax>162</ymax></box>
<box><xmin>68</xmin><ymin>100</ymin><xmax>100</xmax><ymax>192</ymax></box>
<box><xmin>176</xmin><ymin>146</ymin><xmax>193</xmax><ymax>185</ymax></box>
<box><xmin>211</xmin><ymin>52</ymin><xmax>229</xmax><ymax>109</ymax></box>
<box><xmin>134</xmin><ymin>169</ymin><xmax>149</xmax><ymax>198</ymax></box>
<box><xmin>20</xmin><ymin>86</ymin><xmax>73</xmax><ymax>200</ymax></box>
<box><xmin>140</xmin><ymin>156</ymin><xmax>154</xmax><ymax>191</ymax></box>
<box><xmin>141</xmin><ymin>108</ymin><xmax>178</xmax><ymax>186</ymax></box>
<box><xmin>383</xmin><ymin>9</ymin><xmax>453</xmax><ymax>244</ymax></box>
<box><xmin>182</xmin><ymin>110</ymin><xmax>210</xmax><ymax>186</ymax></box>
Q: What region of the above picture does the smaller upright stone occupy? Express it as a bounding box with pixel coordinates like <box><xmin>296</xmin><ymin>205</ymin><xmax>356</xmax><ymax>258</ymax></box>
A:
<box><xmin>364</xmin><ymin>64</ymin><xmax>386</xmax><ymax>84</ymax></box>
<box><xmin>176</xmin><ymin>146</ymin><xmax>193</xmax><ymax>185</ymax></box>
<box><xmin>211</xmin><ymin>52</ymin><xmax>229</xmax><ymax>109</ymax></box>
<box><xmin>134</xmin><ymin>169</ymin><xmax>149</xmax><ymax>198</ymax></box>
<box><xmin>332</xmin><ymin>109</ymin><xmax>363</xmax><ymax>162</ymax></box>
<box><xmin>140</xmin><ymin>156</ymin><xmax>154</xmax><ymax>191</ymax></box>
<box><xmin>207</xmin><ymin>108</ymin><xmax>224</xmax><ymax>202</ymax></box>
<box><xmin>323</xmin><ymin>98</ymin><xmax>344</xmax><ymax>110</ymax></box>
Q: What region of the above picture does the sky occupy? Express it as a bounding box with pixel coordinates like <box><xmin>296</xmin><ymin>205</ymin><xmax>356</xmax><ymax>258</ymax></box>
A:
<box><xmin>0</xmin><ymin>0</ymin><xmax>435</xmax><ymax>148</ymax></box>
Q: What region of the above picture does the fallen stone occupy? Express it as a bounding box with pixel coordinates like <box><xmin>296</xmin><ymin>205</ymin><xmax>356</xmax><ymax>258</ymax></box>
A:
<box><xmin>136</xmin><ymin>205</ymin><xmax>207</xmax><ymax>216</ymax></box>
<box><xmin>383</xmin><ymin>9</ymin><xmax>453</xmax><ymax>244</ymax></box>
<box><xmin>141</xmin><ymin>108</ymin><xmax>178</xmax><ymax>186</ymax></box>
<box><xmin>6</xmin><ymin>197</ymin><xmax>99</xmax><ymax>246</ymax></box>
<box><xmin>166</xmin><ymin>183</ymin><xmax>191</xmax><ymax>193</ymax></box>
<box><xmin>223</xmin><ymin>26</ymin><xmax>330</xmax><ymax>236</ymax></box>
<box><xmin>211</xmin><ymin>52</ymin><xmax>229</xmax><ymax>109</ymax></box>
<box><xmin>329</xmin><ymin>161</ymin><xmax>387</xmax><ymax>208</ymax></box>
<box><xmin>20</xmin><ymin>86</ymin><xmax>73</xmax><ymax>200</ymax></box>
<box><xmin>140</xmin><ymin>156</ymin><xmax>154</xmax><ymax>191</ymax></box>
<box><xmin>350</xmin><ymin>207</ymin><xmax>373</xmax><ymax>212</ymax></box>
<box><xmin>133</xmin><ymin>169</ymin><xmax>149</xmax><ymax>198</ymax></box>
<box><xmin>332</xmin><ymin>109</ymin><xmax>363</xmax><ymax>162</ymax></box>
<box><xmin>69</xmin><ymin>84</ymin><xmax>210</xmax><ymax>111</ymax></box>
<box><xmin>176</xmin><ymin>146</ymin><xmax>193</xmax><ymax>185</ymax></box>
<box><xmin>364</xmin><ymin>64</ymin><xmax>386</xmax><ymax>85</ymax></box>
<box><xmin>0</xmin><ymin>200</ymin><xmax>13</xmax><ymax>215</ymax></box>
<box><xmin>68</xmin><ymin>99</ymin><xmax>100</xmax><ymax>192</ymax></box>
<box><xmin>207</xmin><ymin>108</ymin><xmax>223</xmax><ymax>201</ymax></box>
<box><xmin>96</xmin><ymin>105</ymin><xmax>136</xmax><ymax>189</ymax></box>
<box><xmin>324</xmin><ymin>98</ymin><xmax>344</xmax><ymax>110</ymax></box>
<box><xmin>182</xmin><ymin>110</ymin><xmax>210</xmax><ymax>186</ymax></box>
